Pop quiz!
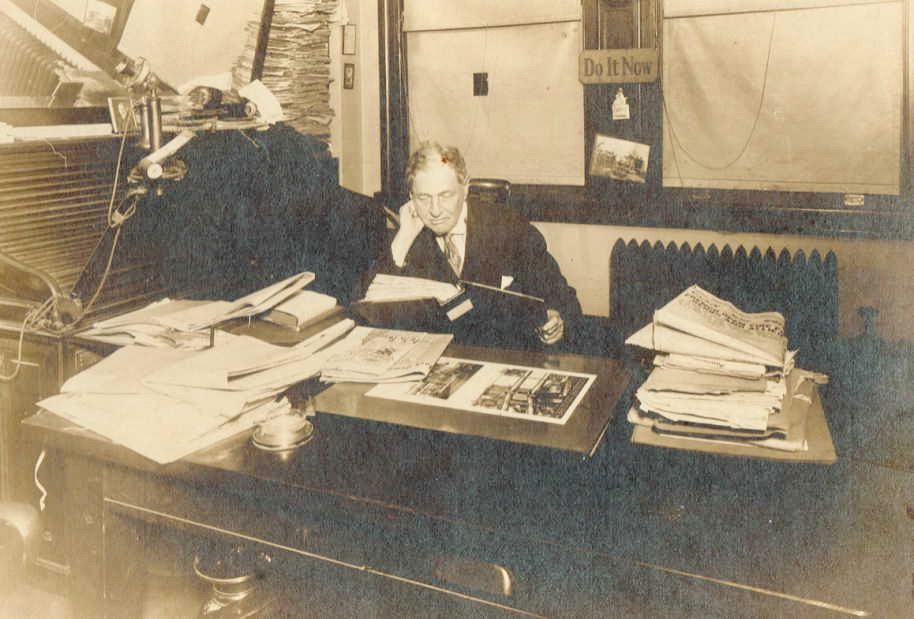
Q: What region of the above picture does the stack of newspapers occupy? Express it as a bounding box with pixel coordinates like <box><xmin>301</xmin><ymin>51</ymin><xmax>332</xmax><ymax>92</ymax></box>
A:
<box><xmin>626</xmin><ymin>285</ymin><xmax>827</xmax><ymax>453</ymax></box>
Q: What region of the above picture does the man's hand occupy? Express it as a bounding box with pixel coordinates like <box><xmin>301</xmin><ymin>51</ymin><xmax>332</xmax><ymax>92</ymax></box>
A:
<box><xmin>391</xmin><ymin>200</ymin><xmax>426</xmax><ymax>267</ymax></box>
<box><xmin>537</xmin><ymin>309</ymin><xmax>564</xmax><ymax>345</ymax></box>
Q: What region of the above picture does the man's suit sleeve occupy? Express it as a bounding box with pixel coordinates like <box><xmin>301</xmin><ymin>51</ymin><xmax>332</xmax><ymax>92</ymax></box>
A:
<box><xmin>354</xmin><ymin>230</ymin><xmax>403</xmax><ymax>301</ymax></box>
<box><xmin>508</xmin><ymin>217</ymin><xmax>582</xmax><ymax>323</ymax></box>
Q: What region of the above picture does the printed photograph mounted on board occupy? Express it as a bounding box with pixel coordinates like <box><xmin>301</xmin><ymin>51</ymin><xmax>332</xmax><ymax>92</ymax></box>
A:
<box><xmin>106</xmin><ymin>97</ymin><xmax>139</xmax><ymax>134</ymax></box>
<box><xmin>590</xmin><ymin>134</ymin><xmax>650</xmax><ymax>183</ymax></box>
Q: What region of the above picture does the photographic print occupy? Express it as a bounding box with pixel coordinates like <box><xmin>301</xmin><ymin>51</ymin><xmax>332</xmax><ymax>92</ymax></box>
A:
<box><xmin>408</xmin><ymin>360</ymin><xmax>483</xmax><ymax>399</ymax></box>
<box><xmin>590</xmin><ymin>133</ymin><xmax>650</xmax><ymax>183</ymax></box>
<box><xmin>368</xmin><ymin>357</ymin><xmax>595</xmax><ymax>425</ymax></box>
<box><xmin>342</xmin><ymin>24</ymin><xmax>357</xmax><ymax>55</ymax></box>
<box><xmin>107</xmin><ymin>97</ymin><xmax>139</xmax><ymax>134</ymax></box>
<box><xmin>473</xmin><ymin>368</ymin><xmax>590</xmax><ymax>421</ymax></box>
<box><xmin>0</xmin><ymin>3</ymin><xmax>905</xmax><ymax>615</ymax></box>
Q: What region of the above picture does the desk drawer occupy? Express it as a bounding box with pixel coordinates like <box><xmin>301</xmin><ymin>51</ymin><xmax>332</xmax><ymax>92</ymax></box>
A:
<box><xmin>100</xmin><ymin>466</ymin><xmax>844</xmax><ymax>618</ymax></box>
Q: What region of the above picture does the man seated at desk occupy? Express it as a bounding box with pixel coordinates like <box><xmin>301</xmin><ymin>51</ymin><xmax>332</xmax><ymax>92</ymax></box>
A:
<box><xmin>369</xmin><ymin>141</ymin><xmax>582</xmax><ymax>350</ymax></box>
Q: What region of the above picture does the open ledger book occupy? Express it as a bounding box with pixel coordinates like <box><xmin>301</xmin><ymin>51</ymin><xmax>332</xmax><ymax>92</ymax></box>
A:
<box><xmin>626</xmin><ymin>285</ymin><xmax>788</xmax><ymax>368</ymax></box>
<box><xmin>354</xmin><ymin>273</ymin><xmax>545</xmax><ymax>328</ymax></box>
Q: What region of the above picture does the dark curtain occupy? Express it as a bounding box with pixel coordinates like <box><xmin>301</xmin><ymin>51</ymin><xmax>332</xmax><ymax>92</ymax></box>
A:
<box><xmin>134</xmin><ymin>124</ymin><xmax>384</xmax><ymax>305</ymax></box>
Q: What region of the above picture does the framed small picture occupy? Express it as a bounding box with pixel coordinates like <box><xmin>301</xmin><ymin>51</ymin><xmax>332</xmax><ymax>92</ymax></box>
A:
<box><xmin>107</xmin><ymin>97</ymin><xmax>139</xmax><ymax>134</ymax></box>
<box><xmin>342</xmin><ymin>24</ymin><xmax>357</xmax><ymax>55</ymax></box>
<box><xmin>590</xmin><ymin>134</ymin><xmax>650</xmax><ymax>184</ymax></box>
<box><xmin>343</xmin><ymin>63</ymin><xmax>355</xmax><ymax>90</ymax></box>
<box><xmin>83</xmin><ymin>0</ymin><xmax>116</xmax><ymax>35</ymax></box>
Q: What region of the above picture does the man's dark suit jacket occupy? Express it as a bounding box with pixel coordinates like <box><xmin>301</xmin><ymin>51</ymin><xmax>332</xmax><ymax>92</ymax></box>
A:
<box><xmin>366</xmin><ymin>198</ymin><xmax>582</xmax><ymax>350</ymax></box>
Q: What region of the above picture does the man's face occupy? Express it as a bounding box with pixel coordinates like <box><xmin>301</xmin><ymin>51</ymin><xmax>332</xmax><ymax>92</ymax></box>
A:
<box><xmin>410</xmin><ymin>162</ymin><xmax>467</xmax><ymax>236</ymax></box>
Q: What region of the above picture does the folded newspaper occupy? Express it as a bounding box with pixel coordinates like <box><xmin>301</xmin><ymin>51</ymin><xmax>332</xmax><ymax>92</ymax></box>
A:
<box><xmin>157</xmin><ymin>271</ymin><xmax>317</xmax><ymax>332</ymax></box>
<box><xmin>626</xmin><ymin>285</ymin><xmax>789</xmax><ymax>368</ymax></box>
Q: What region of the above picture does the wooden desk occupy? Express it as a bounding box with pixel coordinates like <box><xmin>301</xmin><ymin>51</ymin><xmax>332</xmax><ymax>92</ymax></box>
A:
<box><xmin>20</xmin><ymin>340</ymin><xmax>914</xmax><ymax>618</ymax></box>
<box><xmin>315</xmin><ymin>343</ymin><xmax>627</xmax><ymax>456</ymax></box>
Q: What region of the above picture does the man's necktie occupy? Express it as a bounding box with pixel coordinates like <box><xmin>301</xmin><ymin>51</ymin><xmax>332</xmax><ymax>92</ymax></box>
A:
<box><xmin>442</xmin><ymin>233</ymin><xmax>463</xmax><ymax>276</ymax></box>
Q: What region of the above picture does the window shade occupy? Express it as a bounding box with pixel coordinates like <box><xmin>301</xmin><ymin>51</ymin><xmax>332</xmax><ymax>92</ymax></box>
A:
<box><xmin>404</xmin><ymin>1</ymin><xmax>585</xmax><ymax>185</ymax></box>
<box><xmin>0</xmin><ymin>139</ymin><xmax>170</xmax><ymax>321</ymax></box>
<box><xmin>403</xmin><ymin>0</ymin><xmax>580</xmax><ymax>31</ymax></box>
<box><xmin>662</xmin><ymin>1</ymin><xmax>903</xmax><ymax>195</ymax></box>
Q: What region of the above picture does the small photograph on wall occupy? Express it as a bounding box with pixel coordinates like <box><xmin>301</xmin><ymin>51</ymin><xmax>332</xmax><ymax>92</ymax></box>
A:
<box><xmin>590</xmin><ymin>134</ymin><xmax>650</xmax><ymax>183</ymax></box>
<box><xmin>83</xmin><ymin>0</ymin><xmax>117</xmax><ymax>35</ymax></box>
<box><xmin>107</xmin><ymin>97</ymin><xmax>139</xmax><ymax>134</ymax></box>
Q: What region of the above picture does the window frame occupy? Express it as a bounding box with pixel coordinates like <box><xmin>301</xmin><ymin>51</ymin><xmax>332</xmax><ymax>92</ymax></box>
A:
<box><xmin>379</xmin><ymin>0</ymin><xmax>914</xmax><ymax>239</ymax></box>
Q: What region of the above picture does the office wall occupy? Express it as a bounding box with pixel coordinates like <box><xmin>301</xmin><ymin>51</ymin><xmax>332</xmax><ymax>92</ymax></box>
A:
<box><xmin>333</xmin><ymin>0</ymin><xmax>381</xmax><ymax>196</ymax></box>
<box><xmin>333</xmin><ymin>1</ymin><xmax>914</xmax><ymax>344</ymax></box>
<box><xmin>536</xmin><ymin>222</ymin><xmax>914</xmax><ymax>344</ymax></box>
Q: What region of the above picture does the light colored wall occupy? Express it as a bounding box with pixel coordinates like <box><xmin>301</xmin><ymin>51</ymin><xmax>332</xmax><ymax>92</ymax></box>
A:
<box><xmin>333</xmin><ymin>0</ymin><xmax>381</xmax><ymax>196</ymax></box>
<box><xmin>535</xmin><ymin>223</ymin><xmax>914</xmax><ymax>344</ymax></box>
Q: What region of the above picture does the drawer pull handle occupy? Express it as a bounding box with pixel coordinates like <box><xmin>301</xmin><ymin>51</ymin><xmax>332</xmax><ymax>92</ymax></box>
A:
<box><xmin>433</xmin><ymin>555</ymin><xmax>514</xmax><ymax>598</ymax></box>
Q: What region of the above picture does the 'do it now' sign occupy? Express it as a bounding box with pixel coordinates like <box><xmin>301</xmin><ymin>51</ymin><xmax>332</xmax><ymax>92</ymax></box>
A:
<box><xmin>579</xmin><ymin>49</ymin><xmax>658</xmax><ymax>84</ymax></box>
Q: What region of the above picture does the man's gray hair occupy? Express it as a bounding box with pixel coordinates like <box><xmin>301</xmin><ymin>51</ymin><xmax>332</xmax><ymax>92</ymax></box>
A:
<box><xmin>406</xmin><ymin>142</ymin><xmax>468</xmax><ymax>192</ymax></box>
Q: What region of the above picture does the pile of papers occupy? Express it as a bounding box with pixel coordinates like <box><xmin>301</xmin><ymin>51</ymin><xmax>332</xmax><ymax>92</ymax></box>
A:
<box><xmin>626</xmin><ymin>286</ymin><xmax>828</xmax><ymax>454</ymax></box>
<box><xmin>38</xmin><ymin>319</ymin><xmax>355</xmax><ymax>464</ymax></box>
<box><xmin>156</xmin><ymin>271</ymin><xmax>316</xmax><ymax>331</ymax></box>
<box><xmin>320</xmin><ymin>326</ymin><xmax>452</xmax><ymax>384</ymax></box>
<box><xmin>81</xmin><ymin>271</ymin><xmax>319</xmax><ymax>347</ymax></box>
<box><xmin>80</xmin><ymin>299</ymin><xmax>227</xmax><ymax>349</ymax></box>
<box><xmin>232</xmin><ymin>0</ymin><xmax>337</xmax><ymax>141</ymax></box>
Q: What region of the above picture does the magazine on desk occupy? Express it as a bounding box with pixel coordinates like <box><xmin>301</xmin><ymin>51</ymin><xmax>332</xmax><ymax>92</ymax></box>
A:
<box><xmin>367</xmin><ymin>357</ymin><xmax>595</xmax><ymax>425</ymax></box>
<box><xmin>320</xmin><ymin>326</ymin><xmax>453</xmax><ymax>383</ymax></box>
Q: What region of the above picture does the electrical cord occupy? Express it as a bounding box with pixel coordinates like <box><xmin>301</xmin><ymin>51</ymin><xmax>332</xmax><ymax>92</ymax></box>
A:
<box><xmin>0</xmin><ymin>297</ymin><xmax>55</xmax><ymax>382</ymax></box>
<box><xmin>72</xmin><ymin>96</ymin><xmax>142</xmax><ymax>319</ymax></box>
<box><xmin>80</xmin><ymin>225</ymin><xmax>123</xmax><ymax>316</ymax></box>
<box><xmin>3</xmin><ymin>95</ymin><xmax>147</xmax><ymax>380</ymax></box>
<box><xmin>34</xmin><ymin>448</ymin><xmax>47</xmax><ymax>512</ymax></box>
